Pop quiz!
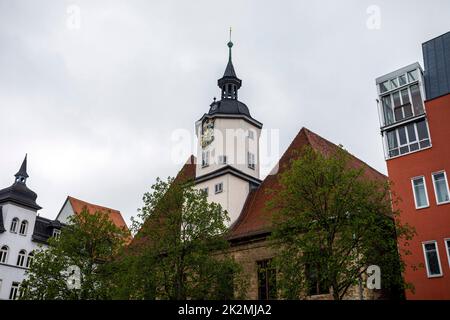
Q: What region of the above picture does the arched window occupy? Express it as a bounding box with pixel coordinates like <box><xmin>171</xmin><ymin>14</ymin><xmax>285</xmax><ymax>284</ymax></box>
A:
<box><xmin>0</xmin><ymin>245</ymin><xmax>9</xmax><ymax>263</ymax></box>
<box><xmin>17</xmin><ymin>249</ymin><xmax>26</xmax><ymax>267</ymax></box>
<box><xmin>26</xmin><ymin>251</ymin><xmax>34</xmax><ymax>268</ymax></box>
<box><xmin>10</xmin><ymin>218</ymin><xmax>19</xmax><ymax>233</ymax></box>
<box><xmin>19</xmin><ymin>220</ymin><xmax>28</xmax><ymax>235</ymax></box>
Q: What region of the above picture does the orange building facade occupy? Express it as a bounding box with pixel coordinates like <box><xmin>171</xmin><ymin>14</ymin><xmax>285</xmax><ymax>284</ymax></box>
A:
<box><xmin>376</xmin><ymin>32</ymin><xmax>450</xmax><ymax>299</ymax></box>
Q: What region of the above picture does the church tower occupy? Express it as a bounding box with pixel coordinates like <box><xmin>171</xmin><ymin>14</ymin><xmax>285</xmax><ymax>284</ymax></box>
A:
<box><xmin>195</xmin><ymin>37</ymin><xmax>263</xmax><ymax>226</ymax></box>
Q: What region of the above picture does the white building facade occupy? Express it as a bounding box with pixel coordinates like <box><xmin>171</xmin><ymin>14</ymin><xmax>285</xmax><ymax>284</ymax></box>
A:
<box><xmin>194</xmin><ymin>40</ymin><xmax>263</xmax><ymax>225</ymax></box>
<box><xmin>0</xmin><ymin>156</ymin><xmax>61</xmax><ymax>300</ymax></box>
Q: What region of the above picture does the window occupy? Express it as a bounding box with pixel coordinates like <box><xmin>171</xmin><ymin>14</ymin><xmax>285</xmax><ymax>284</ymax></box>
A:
<box><xmin>26</xmin><ymin>251</ymin><xmax>34</xmax><ymax>268</ymax></box>
<box><xmin>399</xmin><ymin>74</ymin><xmax>407</xmax><ymax>86</ymax></box>
<box><xmin>380</xmin><ymin>81</ymin><xmax>390</xmax><ymax>93</ymax></box>
<box><xmin>0</xmin><ymin>245</ymin><xmax>9</xmax><ymax>264</ymax></box>
<box><xmin>432</xmin><ymin>172</ymin><xmax>450</xmax><ymax>204</ymax></box>
<box><xmin>52</xmin><ymin>229</ymin><xmax>61</xmax><ymax>240</ymax></box>
<box><xmin>9</xmin><ymin>282</ymin><xmax>20</xmax><ymax>300</ymax></box>
<box><xmin>422</xmin><ymin>241</ymin><xmax>443</xmax><ymax>277</ymax></box>
<box><xmin>379</xmin><ymin>70</ymin><xmax>424</xmax><ymax>127</ymax></box>
<box><xmin>306</xmin><ymin>262</ymin><xmax>330</xmax><ymax>296</ymax></box>
<box><xmin>218</xmin><ymin>155</ymin><xmax>227</xmax><ymax>165</ymax></box>
<box><xmin>19</xmin><ymin>220</ymin><xmax>28</xmax><ymax>235</ymax></box>
<box><xmin>248</xmin><ymin>130</ymin><xmax>255</xmax><ymax>140</ymax></box>
<box><xmin>445</xmin><ymin>239</ymin><xmax>450</xmax><ymax>268</ymax></box>
<box><xmin>215</xmin><ymin>182</ymin><xmax>223</xmax><ymax>194</ymax></box>
<box><xmin>202</xmin><ymin>150</ymin><xmax>210</xmax><ymax>167</ymax></box>
<box><xmin>17</xmin><ymin>249</ymin><xmax>26</xmax><ymax>267</ymax></box>
<box><xmin>257</xmin><ymin>260</ymin><xmax>276</xmax><ymax>300</ymax></box>
<box><xmin>410</xmin><ymin>84</ymin><xmax>424</xmax><ymax>115</ymax></box>
<box><xmin>408</xmin><ymin>70</ymin><xmax>418</xmax><ymax>82</ymax></box>
<box><xmin>200</xmin><ymin>187</ymin><xmax>208</xmax><ymax>196</ymax></box>
<box><xmin>412</xmin><ymin>176</ymin><xmax>429</xmax><ymax>209</ymax></box>
<box><xmin>381</xmin><ymin>96</ymin><xmax>394</xmax><ymax>126</ymax></box>
<box><xmin>10</xmin><ymin>217</ymin><xmax>19</xmax><ymax>233</ymax></box>
<box><xmin>385</xmin><ymin>119</ymin><xmax>430</xmax><ymax>158</ymax></box>
<box><xmin>248</xmin><ymin>152</ymin><xmax>255</xmax><ymax>170</ymax></box>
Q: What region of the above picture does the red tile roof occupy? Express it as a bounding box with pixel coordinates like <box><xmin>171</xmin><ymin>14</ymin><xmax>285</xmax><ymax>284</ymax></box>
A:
<box><xmin>228</xmin><ymin>127</ymin><xmax>387</xmax><ymax>240</ymax></box>
<box><xmin>67</xmin><ymin>196</ymin><xmax>129</xmax><ymax>233</ymax></box>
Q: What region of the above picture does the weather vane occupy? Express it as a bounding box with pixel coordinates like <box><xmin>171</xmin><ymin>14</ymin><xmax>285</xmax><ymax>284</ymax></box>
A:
<box><xmin>229</xmin><ymin>27</ymin><xmax>232</xmax><ymax>42</ymax></box>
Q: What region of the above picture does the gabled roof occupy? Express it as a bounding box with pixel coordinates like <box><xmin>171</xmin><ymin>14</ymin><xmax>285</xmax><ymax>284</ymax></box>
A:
<box><xmin>59</xmin><ymin>196</ymin><xmax>129</xmax><ymax>233</ymax></box>
<box><xmin>228</xmin><ymin>127</ymin><xmax>387</xmax><ymax>241</ymax></box>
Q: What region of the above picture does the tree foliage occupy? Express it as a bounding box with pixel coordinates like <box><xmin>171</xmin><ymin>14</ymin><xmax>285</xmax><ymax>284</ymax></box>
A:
<box><xmin>268</xmin><ymin>146</ymin><xmax>415</xmax><ymax>300</ymax></box>
<box><xmin>114</xmin><ymin>177</ymin><xmax>246</xmax><ymax>300</ymax></box>
<box><xmin>21</xmin><ymin>208</ymin><xmax>128</xmax><ymax>300</ymax></box>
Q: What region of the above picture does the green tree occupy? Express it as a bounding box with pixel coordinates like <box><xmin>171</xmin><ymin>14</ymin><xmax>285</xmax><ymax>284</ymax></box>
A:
<box><xmin>117</xmin><ymin>177</ymin><xmax>246</xmax><ymax>300</ymax></box>
<box><xmin>21</xmin><ymin>208</ymin><xmax>128</xmax><ymax>300</ymax></box>
<box><xmin>268</xmin><ymin>146</ymin><xmax>415</xmax><ymax>300</ymax></box>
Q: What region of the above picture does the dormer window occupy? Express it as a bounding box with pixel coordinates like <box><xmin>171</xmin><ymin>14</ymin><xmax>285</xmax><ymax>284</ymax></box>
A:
<box><xmin>52</xmin><ymin>229</ymin><xmax>61</xmax><ymax>240</ymax></box>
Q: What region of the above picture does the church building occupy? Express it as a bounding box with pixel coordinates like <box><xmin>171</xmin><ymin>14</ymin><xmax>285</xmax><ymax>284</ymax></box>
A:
<box><xmin>170</xmin><ymin>40</ymin><xmax>389</xmax><ymax>299</ymax></box>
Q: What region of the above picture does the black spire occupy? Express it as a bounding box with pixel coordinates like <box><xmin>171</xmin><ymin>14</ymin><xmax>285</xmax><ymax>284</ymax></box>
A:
<box><xmin>218</xmin><ymin>28</ymin><xmax>242</xmax><ymax>100</ymax></box>
<box><xmin>0</xmin><ymin>154</ymin><xmax>41</xmax><ymax>210</ymax></box>
<box><xmin>15</xmin><ymin>154</ymin><xmax>29</xmax><ymax>183</ymax></box>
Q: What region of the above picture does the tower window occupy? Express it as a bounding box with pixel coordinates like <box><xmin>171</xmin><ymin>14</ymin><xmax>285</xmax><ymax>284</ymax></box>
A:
<box><xmin>422</xmin><ymin>241</ymin><xmax>443</xmax><ymax>278</ymax></box>
<box><xmin>218</xmin><ymin>155</ymin><xmax>227</xmax><ymax>165</ymax></box>
<box><xmin>432</xmin><ymin>172</ymin><xmax>450</xmax><ymax>204</ymax></box>
<box><xmin>248</xmin><ymin>130</ymin><xmax>255</xmax><ymax>140</ymax></box>
<box><xmin>248</xmin><ymin>152</ymin><xmax>256</xmax><ymax>170</ymax></box>
<box><xmin>10</xmin><ymin>218</ymin><xmax>19</xmax><ymax>233</ymax></box>
<box><xmin>19</xmin><ymin>220</ymin><xmax>28</xmax><ymax>236</ymax></box>
<box><xmin>202</xmin><ymin>151</ymin><xmax>210</xmax><ymax>168</ymax></box>
<box><xmin>215</xmin><ymin>182</ymin><xmax>223</xmax><ymax>194</ymax></box>
<box><xmin>411</xmin><ymin>176</ymin><xmax>429</xmax><ymax>209</ymax></box>
<box><xmin>0</xmin><ymin>245</ymin><xmax>9</xmax><ymax>264</ymax></box>
<box><xmin>200</xmin><ymin>187</ymin><xmax>209</xmax><ymax>196</ymax></box>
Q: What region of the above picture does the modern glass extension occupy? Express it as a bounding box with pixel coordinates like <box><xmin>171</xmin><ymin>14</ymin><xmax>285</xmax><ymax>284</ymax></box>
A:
<box><xmin>376</xmin><ymin>63</ymin><xmax>431</xmax><ymax>159</ymax></box>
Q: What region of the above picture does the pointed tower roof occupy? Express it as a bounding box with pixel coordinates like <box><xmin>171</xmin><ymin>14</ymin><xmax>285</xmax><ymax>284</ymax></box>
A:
<box><xmin>0</xmin><ymin>155</ymin><xmax>41</xmax><ymax>210</ymax></box>
<box><xmin>15</xmin><ymin>154</ymin><xmax>29</xmax><ymax>179</ymax></box>
<box><xmin>223</xmin><ymin>41</ymin><xmax>238</xmax><ymax>78</ymax></box>
<box><xmin>217</xmin><ymin>30</ymin><xmax>242</xmax><ymax>92</ymax></box>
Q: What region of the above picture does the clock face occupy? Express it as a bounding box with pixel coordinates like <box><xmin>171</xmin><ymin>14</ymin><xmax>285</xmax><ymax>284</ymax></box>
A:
<box><xmin>201</xmin><ymin>119</ymin><xmax>215</xmax><ymax>148</ymax></box>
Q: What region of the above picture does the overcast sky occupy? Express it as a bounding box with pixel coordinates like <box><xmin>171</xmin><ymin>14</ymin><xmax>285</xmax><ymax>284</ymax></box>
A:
<box><xmin>1</xmin><ymin>0</ymin><xmax>449</xmax><ymax>225</ymax></box>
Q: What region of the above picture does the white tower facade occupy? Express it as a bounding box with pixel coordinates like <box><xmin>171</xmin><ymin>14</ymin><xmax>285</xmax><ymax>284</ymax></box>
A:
<box><xmin>194</xmin><ymin>40</ymin><xmax>263</xmax><ymax>226</ymax></box>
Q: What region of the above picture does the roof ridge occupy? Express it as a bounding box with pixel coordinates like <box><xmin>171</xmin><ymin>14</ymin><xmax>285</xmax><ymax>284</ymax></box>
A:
<box><xmin>303</xmin><ymin>128</ymin><xmax>387</xmax><ymax>179</ymax></box>
<box><xmin>68</xmin><ymin>196</ymin><xmax>120</xmax><ymax>213</ymax></box>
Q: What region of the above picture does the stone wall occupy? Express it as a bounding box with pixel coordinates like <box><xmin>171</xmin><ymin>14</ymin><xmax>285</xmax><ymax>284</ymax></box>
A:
<box><xmin>227</xmin><ymin>236</ymin><xmax>383</xmax><ymax>300</ymax></box>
